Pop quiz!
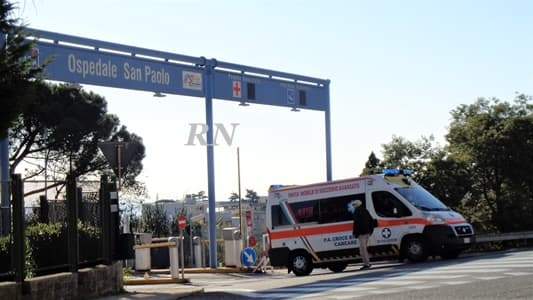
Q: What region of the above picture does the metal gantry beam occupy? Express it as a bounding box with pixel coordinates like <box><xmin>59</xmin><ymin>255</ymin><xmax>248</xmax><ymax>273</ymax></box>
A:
<box><xmin>4</xmin><ymin>28</ymin><xmax>333</xmax><ymax>268</ymax></box>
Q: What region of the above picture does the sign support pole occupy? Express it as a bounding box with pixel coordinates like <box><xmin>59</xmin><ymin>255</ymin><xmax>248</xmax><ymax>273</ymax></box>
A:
<box><xmin>325</xmin><ymin>81</ymin><xmax>332</xmax><ymax>181</ymax></box>
<box><xmin>204</xmin><ymin>60</ymin><xmax>218</xmax><ymax>268</ymax></box>
<box><xmin>237</xmin><ymin>147</ymin><xmax>244</xmax><ymax>246</ymax></box>
<box><xmin>0</xmin><ymin>135</ymin><xmax>9</xmax><ymax>236</ymax></box>
<box><xmin>0</xmin><ymin>33</ymin><xmax>10</xmax><ymax>236</ymax></box>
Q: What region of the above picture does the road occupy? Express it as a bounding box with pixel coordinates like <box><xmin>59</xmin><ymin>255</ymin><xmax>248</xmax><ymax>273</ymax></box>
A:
<box><xmin>185</xmin><ymin>249</ymin><xmax>533</xmax><ymax>299</ymax></box>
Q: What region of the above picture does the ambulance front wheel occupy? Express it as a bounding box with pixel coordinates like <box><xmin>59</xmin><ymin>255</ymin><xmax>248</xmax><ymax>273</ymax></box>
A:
<box><xmin>403</xmin><ymin>237</ymin><xmax>428</xmax><ymax>262</ymax></box>
<box><xmin>290</xmin><ymin>251</ymin><xmax>313</xmax><ymax>276</ymax></box>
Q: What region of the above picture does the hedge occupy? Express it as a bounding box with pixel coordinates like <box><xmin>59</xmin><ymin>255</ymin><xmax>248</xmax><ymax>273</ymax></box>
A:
<box><xmin>0</xmin><ymin>222</ymin><xmax>101</xmax><ymax>277</ymax></box>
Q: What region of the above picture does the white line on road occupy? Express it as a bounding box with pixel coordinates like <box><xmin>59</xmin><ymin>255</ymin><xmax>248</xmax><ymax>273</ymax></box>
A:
<box><xmin>294</xmin><ymin>287</ymin><xmax>376</xmax><ymax>299</ymax></box>
<box><xmin>412</xmin><ymin>268</ymin><xmax>510</xmax><ymax>274</ymax></box>
<box><xmin>504</xmin><ymin>272</ymin><xmax>533</xmax><ymax>276</ymax></box>
<box><xmin>433</xmin><ymin>264</ymin><xmax>533</xmax><ymax>269</ymax></box>
<box><xmin>473</xmin><ymin>276</ymin><xmax>506</xmax><ymax>280</ymax></box>
<box><xmin>407</xmin><ymin>284</ymin><xmax>441</xmax><ymax>290</ymax></box>
<box><xmin>387</xmin><ymin>274</ymin><xmax>467</xmax><ymax>279</ymax></box>
<box><xmin>358</xmin><ymin>280</ymin><xmax>424</xmax><ymax>286</ymax></box>
<box><xmin>366</xmin><ymin>287</ymin><xmax>409</xmax><ymax>295</ymax></box>
<box><xmin>442</xmin><ymin>280</ymin><xmax>473</xmax><ymax>285</ymax></box>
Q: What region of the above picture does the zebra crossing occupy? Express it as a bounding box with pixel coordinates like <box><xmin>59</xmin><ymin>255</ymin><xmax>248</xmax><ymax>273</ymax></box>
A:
<box><xmin>200</xmin><ymin>250</ymin><xmax>533</xmax><ymax>299</ymax></box>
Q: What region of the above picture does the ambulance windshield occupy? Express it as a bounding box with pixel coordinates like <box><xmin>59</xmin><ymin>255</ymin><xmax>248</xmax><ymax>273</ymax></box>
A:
<box><xmin>395</xmin><ymin>185</ymin><xmax>450</xmax><ymax>211</ymax></box>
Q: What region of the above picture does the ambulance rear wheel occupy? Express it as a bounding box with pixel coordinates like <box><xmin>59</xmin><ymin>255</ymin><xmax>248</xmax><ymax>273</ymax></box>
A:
<box><xmin>291</xmin><ymin>252</ymin><xmax>313</xmax><ymax>276</ymax></box>
<box><xmin>403</xmin><ymin>237</ymin><xmax>428</xmax><ymax>263</ymax></box>
<box><xmin>328</xmin><ymin>262</ymin><xmax>347</xmax><ymax>273</ymax></box>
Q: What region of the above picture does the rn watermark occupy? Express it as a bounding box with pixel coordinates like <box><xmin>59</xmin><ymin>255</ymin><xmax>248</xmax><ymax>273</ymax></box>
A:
<box><xmin>185</xmin><ymin>123</ymin><xmax>239</xmax><ymax>146</ymax></box>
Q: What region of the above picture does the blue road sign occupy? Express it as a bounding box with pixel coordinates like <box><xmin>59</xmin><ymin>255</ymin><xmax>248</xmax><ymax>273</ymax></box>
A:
<box><xmin>212</xmin><ymin>71</ymin><xmax>327</xmax><ymax>111</ymax></box>
<box><xmin>241</xmin><ymin>247</ymin><xmax>257</xmax><ymax>268</ymax></box>
<box><xmin>35</xmin><ymin>41</ymin><xmax>205</xmax><ymax>98</ymax></box>
<box><xmin>27</xmin><ymin>28</ymin><xmax>329</xmax><ymax>112</ymax></box>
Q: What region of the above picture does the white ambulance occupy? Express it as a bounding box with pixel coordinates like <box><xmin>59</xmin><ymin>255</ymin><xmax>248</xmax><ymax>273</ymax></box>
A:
<box><xmin>266</xmin><ymin>170</ymin><xmax>475</xmax><ymax>276</ymax></box>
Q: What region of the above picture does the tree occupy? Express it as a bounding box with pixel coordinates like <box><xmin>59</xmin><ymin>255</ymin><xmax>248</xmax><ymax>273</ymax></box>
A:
<box><xmin>360</xmin><ymin>151</ymin><xmax>382</xmax><ymax>175</ymax></box>
<box><xmin>9</xmin><ymin>83</ymin><xmax>145</xmax><ymax>196</ymax></box>
<box><xmin>447</xmin><ymin>95</ymin><xmax>533</xmax><ymax>231</ymax></box>
<box><xmin>245</xmin><ymin>189</ymin><xmax>259</xmax><ymax>203</ymax></box>
<box><xmin>228</xmin><ymin>192</ymin><xmax>239</xmax><ymax>202</ymax></box>
<box><xmin>365</xmin><ymin>95</ymin><xmax>533</xmax><ymax>232</ymax></box>
<box><xmin>381</xmin><ymin>135</ymin><xmax>438</xmax><ymax>173</ymax></box>
<box><xmin>0</xmin><ymin>0</ymin><xmax>43</xmax><ymax>136</ymax></box>
<box><xmin>365</xmin><ymin>136</ymin><xmax>472</xmax><ymax>213</ymax></box>
<box><xmin>141</xmin><ymin>204</ymin><xmax>169</xmax><ymax>237</ymax></box>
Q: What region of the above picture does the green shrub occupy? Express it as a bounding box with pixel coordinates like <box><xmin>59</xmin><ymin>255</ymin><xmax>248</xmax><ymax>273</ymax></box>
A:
<box><xmin>1</xmin><ymin>222</ymin><xmax>102</xmax><ymax>277</ymax></box>
<box><xmin>78</xmin><ymin>221</ymin><xmax>101</xmax><ymax>263</ymax></box>
<box><xmin>26</xmin><ymin>223</ymin><xmax>68</xmax><ymax>270</ymax></box>
<box><xmin>0</xmin><ymin>235</ymin><xmax>11</xmax><ymax>274</ymax></box>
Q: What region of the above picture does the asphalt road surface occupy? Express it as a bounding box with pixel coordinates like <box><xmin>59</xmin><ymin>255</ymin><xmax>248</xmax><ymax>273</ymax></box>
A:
<box><xmin>185</xmin><ymin>249</ymin><xmax>533</xmax><ymax>299</ymax></box>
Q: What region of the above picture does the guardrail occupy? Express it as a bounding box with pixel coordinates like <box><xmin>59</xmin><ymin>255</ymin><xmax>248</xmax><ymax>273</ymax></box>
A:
<box><xmin>476</xmin><ymin>231</ymin><xmax>533</xmax><ymax>243</ymax></box>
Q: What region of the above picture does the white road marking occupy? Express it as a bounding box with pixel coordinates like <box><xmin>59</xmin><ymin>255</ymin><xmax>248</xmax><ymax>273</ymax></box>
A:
<box><xmin>388</xmin><ymin>274</ymin><xmax>467</xmax><ymax>279</ymax></box>
<box><xmin>268</xmin><ymin>287</ymin><xmax>346</xmax><ymax>292</ymax></box>
<box><xmin>413</xmin><ymin>268</ymin><xmax>510</xmax><ymax>274</ymax></box>
<box><xmin>253</xmin><ymin>293</ymin><xmax>295</xmax><ymax>298</ymax></box>
<box><xmin>358</xmin><ymin>280</ymin><xmax>424</xmax><ymax>286</ymax></box>
<box><xmin>473</xmin><ymin>276</ymin><xmax>506</xmax><ymax>280</ymax></box>
<box><xmin>366</xmin><ymin>287</ymin><xmax>409</xmax><ymax>294</ymax></box>
<box><xmin>407</xmin><ymin>284</ymin><xmax>441</xmax><ymax>290</ymax></box>
<box><xmin>504</xmin><ymin>271</ymin><xmax>533</xmax><ymax>276</ymax></box>
<box><xmin>295</xmin><ymin>288</ymin><xmax>375</xmax><ymax>299</ymax></box>
<box><xmin>442</xmin><ymin>280</ymin><xmax>473</xmax><ymax>285</ymax></box>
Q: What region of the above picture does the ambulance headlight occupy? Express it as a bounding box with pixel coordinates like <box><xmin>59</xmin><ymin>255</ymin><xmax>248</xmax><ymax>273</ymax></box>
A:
<box><xmin>424</xmin><ymin>213</ymin><xmax>446</xmax><ymax>225</ymax></box>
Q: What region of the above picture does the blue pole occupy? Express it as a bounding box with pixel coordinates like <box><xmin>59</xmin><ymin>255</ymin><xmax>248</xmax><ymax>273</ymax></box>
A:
<box><xmin>325</xmin><ymin>81</ymin><xmax>332</xmax><ymax>181</ymax></box>
<box><xmin>1</xmin><ymin>32</ymin><xmax>10</xmax><ymax>236</ymax></box>
<box><xmin>0</xmin><ymin>135</ymin><xmax>9</xmax><ymax>236</ymax></box>
<box><xmin>204</xmin><ymin>60</ymin><xmax>218</xmax><ymax>268</ymax></box>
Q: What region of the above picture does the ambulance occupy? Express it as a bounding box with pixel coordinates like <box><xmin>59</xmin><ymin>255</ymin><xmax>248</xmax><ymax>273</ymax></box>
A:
<box><xmin>266</xmin><ymin>170</ymin><xmax>475</xmax><ymax>276</ymax></box>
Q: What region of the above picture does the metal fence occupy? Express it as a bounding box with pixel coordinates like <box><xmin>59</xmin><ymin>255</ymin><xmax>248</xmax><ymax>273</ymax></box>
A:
<box><xmin>0</xmin><ymin>174</ymin><xmax>119</xmax><ymax>282</ymax></box>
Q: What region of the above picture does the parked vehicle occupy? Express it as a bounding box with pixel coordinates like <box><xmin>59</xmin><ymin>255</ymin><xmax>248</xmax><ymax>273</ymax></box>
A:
<box><xmin>266</xmin><ymin>170</ymin><xmax>475</xmax><ymax>276</ymax></box>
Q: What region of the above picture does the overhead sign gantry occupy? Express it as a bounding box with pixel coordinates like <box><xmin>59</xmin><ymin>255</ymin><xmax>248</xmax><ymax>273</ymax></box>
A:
<box><xmin>1</xmin><ymin>28</ymin><xmax>332</xmax><ymax>268</ymax></box>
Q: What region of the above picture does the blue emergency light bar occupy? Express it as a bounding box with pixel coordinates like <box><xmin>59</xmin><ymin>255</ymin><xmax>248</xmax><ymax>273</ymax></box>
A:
<box><xmin>383</xmin><ymin>169</ymin><xmax>414</xmax><ymax>176</ymax></box>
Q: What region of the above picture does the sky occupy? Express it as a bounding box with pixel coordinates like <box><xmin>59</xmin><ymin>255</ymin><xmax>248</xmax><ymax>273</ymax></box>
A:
<box><xmin>15</xmin><ymin>0</ymin><xmax>533</xmax><ymax>201</ymax></box>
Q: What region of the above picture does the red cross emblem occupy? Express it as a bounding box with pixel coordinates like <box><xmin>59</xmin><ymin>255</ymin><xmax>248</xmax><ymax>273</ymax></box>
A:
<box><xmin>232</xmin><ymin>81</ymin><xmax>242</xmax><ymax>98</ymax></box>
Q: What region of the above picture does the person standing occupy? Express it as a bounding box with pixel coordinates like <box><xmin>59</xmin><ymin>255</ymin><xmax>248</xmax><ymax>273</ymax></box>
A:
<box><xmin>352</xmin><ymin>200</ymin><xmax>376</xmax><ymax>270</ymax></box>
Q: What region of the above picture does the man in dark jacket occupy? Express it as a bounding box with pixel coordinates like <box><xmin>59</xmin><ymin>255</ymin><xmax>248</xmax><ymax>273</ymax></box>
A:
<box><xmin>352</xmin><ymin>200</ymin><xmax>376</xmax><ymax>270</ymax></box>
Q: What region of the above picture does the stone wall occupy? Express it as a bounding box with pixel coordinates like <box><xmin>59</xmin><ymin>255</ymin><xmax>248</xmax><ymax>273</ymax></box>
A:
<box><xmin>0</xmin><ymin>281</ymin><xmax>20</xmax><ymax>299</ymax></box>
<box><xmin>25</xmin><ymin>272</ymin><xmax>77</xmax><ymax>300</ymax></box>
<box><xmin>0</xmin><ymin>261</ymin><xmax>123</xmax><ymax>300</ymax></box>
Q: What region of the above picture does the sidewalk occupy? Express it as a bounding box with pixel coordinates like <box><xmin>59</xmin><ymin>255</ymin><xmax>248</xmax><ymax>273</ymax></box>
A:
<box><xmin>98</xmin><ymin>284</ymin><xmax>203</xmax><ymax>300</ymax></box>
<box><xmin>149</xmin><ymin>267</ymin><xmax>246</xmax><ymax>274</ymax></box>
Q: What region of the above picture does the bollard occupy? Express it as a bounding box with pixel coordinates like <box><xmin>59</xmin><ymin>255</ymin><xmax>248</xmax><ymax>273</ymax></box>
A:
<box><xmin>168</xmin><ymin>237</ymin><xmax>180</xmax><ymax>279</ymax></box>
<box><xmin>134</xmin><ymin>233</ymin><xmax>152</xmax><ymax>271</ymax></box>
<box><xmin>193</xmin><ymin>236</ymin><xmax>202</xmax><ymax>268</ymax></box>
<box><xmin>180</xmin><ymin>235</ymin><xmax>185</xmax><ymax>279</ymax></box>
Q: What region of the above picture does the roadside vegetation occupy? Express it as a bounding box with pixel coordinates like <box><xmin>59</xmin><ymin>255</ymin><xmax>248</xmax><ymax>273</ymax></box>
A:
<box><xmin>362</xmin><ymin>95</ymin><xmax>533</xmax><ymax>233</ymax></box>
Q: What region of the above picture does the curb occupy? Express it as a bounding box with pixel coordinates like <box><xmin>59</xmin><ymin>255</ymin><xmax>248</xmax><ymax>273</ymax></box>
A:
<box><xmin>176</xmin><ymin>288</ymin><xmax>204</xmax><ymax>299</ymax></box>
<box><xmin>148</xmin><ymin>267</ymin><xmax>248</xmax><ymax>274</ymax></box>
<box><xmin>124</xmin><ymin>278</ymin><xmax>190</xmax><ymax>285</ymax></box>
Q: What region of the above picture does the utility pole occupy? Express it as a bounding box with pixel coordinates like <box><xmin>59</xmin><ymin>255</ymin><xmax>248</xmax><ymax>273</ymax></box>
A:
<box><xmin>237</xmin><ymin>147</ymin><xmax>244</xmax><ymax>246</ymax></box>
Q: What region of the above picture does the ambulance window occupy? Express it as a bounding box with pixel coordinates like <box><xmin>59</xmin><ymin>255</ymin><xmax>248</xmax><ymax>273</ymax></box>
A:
<box><xmin>271</xmin><ymin>205</ymin><xmax>290</xmax><ymax>227</ymax></box>
<box><xmin>289</xmin><ymin>200</ymin><xmax>319</xmax><ymax>223</ymax></box>
<box><xmin>319</xmin><ymin>194</ymin><xmax>366</xmax><ymax>224</ymax></box>
<box><xmin>372</xmin><ymin>191</ymin><xmax>412</xmax><ymax>218</ymax></box>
